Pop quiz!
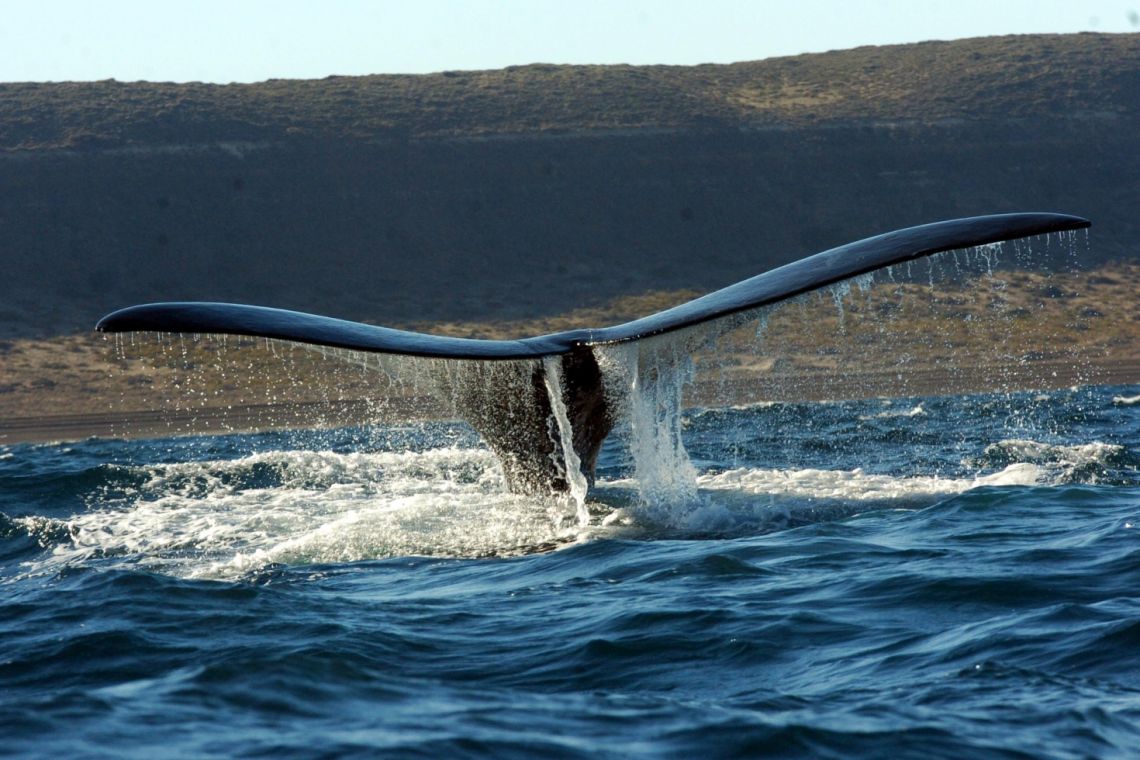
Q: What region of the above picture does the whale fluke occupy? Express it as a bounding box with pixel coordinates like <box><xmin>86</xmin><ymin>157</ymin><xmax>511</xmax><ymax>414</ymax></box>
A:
<box><xmin>97</xmin><ymin>213</ymin><xmax>1090</xmax><ymax>495</ymax></box>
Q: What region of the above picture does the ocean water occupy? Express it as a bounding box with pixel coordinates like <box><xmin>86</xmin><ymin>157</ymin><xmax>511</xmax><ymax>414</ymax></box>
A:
<box><xmin>2</xmin><ymin>384</ymin><xmax>1138</xmax><ymax>758</ymax></box>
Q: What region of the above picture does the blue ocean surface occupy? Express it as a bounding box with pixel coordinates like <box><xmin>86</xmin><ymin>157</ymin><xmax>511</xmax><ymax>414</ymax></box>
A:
<box><xmin>2</xmin><ymin>385</ymin><xmax>1139</xmax><ymax>758</ymax></box>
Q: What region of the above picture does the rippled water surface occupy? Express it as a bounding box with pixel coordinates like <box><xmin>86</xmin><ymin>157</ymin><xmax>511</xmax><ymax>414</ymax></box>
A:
<box><xmin>2</xmin><ymin>386</ymin><xmax>1138</xmax><ymax>758</ymax></box>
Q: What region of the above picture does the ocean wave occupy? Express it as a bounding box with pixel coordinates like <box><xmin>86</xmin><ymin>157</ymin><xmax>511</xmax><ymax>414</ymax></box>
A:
<box><xmin>3</xmin><ymin>384</ymin><xmax>1137</xmax><ymax>758</ymax></box>
<box><xmin>858</xmin><ymin>402</ymin><xmax>927</xmax><ymax>420</ymax></box>
<box><xmin>971</xmin><ymin>439</ymin><xmax>1132</xmax><ymax>483</ymax></box>
<box><xmin>4</xmin><ymin>383</ymin><xmax>1135</xmax><ymax>579</ymax></box>
<box><xmin>597</xmin><ymin>462</ymin><xmax>1049</xmax><ymax>536</ymax></box>
<box><xmin>7</xmin><ymin>433</ymin><xmax>1128</xmax><ymax>581</ymax></box>
<box><xmin>13</xmin><ymin>447</ymin><xmax>591</xmax><ymax>580</ymax></box>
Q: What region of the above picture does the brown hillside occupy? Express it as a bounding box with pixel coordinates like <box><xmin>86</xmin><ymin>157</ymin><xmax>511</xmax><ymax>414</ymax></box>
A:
<box><xmin>1</xmin><ymin>33</ymin><xmax>1136</xmax><ymax>149</ymax></box>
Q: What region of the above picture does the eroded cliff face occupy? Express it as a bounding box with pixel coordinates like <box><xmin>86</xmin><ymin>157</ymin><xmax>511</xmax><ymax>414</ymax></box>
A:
<box><xmin>1</xmin><ymin>34</ymin><xmax>1137</xmax><ymax>338</ymax></box>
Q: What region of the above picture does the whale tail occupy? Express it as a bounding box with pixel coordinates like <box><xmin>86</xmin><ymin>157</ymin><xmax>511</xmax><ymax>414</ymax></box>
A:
<box><xmin>97</xmin><ymin>213</ymin><xmax>1090</xmax><ymax>495</ymax></box>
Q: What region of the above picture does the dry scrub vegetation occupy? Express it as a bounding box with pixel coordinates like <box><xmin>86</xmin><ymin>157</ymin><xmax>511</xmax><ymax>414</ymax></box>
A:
<box><xmin>2</xmin><ymin>34</ymin><xmax>1136</xmax><ymax>150</ymax></box>
<box><xmin>0</xmin><ymin>262</ymin><xmax>1136</xmax><ymax>442</ymax></box>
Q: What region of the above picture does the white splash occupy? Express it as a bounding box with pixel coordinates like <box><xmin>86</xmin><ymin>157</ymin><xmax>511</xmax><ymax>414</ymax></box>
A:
<box><xmin>12</xmin><ymin>431</ymin><xmax>1109</xmax><ymax>582</ymax></box>
<box><xmin>599</xmin><ymin>462</ymin><xmax>1048</xmax><ymax>535</ymax></box>
<box><xmin>542</xmin><ymin>355</ymin><xmax>590</xmax><ymax>525</ymax></box>
<box><xmin>699</xmin><ymin>463</ymin><xmax>1044</xmax><ymax>500</ymax></box>
<box><xmin>594</xmin><ymin>336</ymin><xmax>700</xmax><ymax>511</ymax></box>
<box><xmin>859</xmin><ymin>402</ymin><xmax>927</xmax><ymax>420</ymax></box>
<box><xmin>27</xmin><ymin>447</ymin><xmax>587</xmax><ymax>581</ymax></box>
<box><xmin>983</xmin><ymin>439</ymin><xmax>1123</xmax><ymax>469</ymax></box>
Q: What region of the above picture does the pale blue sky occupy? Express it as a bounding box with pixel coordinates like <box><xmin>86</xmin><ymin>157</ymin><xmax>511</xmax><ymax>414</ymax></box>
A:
<box><xmin>3</xmin><ymin>0</ymin><xmax>1137</xmax><ymax>83</ymax></box>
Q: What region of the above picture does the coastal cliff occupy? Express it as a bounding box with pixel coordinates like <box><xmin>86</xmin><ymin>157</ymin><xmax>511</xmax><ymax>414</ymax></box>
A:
<box><xmin>1</xmin><ymin>33</ymin><xmax>1137</xmax><ymax>338</ymax></box>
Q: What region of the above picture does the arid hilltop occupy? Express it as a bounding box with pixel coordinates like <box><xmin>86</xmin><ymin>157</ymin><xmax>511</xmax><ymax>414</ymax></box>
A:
<box><xmin>3</xmin><ymin>33</ymin><xmax>1137</xmax><ymax>146</ymax></box>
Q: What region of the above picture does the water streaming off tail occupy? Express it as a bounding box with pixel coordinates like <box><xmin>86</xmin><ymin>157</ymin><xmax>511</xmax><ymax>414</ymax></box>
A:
<box><xmin>593</xmin><ymin>334</ymin><xmax>701</xmax><ymax>510</ymax></box>
<box><xmin>86</xmin><ymin>230</ymin><xmax>1136</xmax><ymax>564</ymax></box>
<box><xmin>541</xmin><ymin>355</ymin><xmax>590</xmax><ymax>523</ymax></box>
<box><xmin>683</xmin><ymin>232</ymin><xmax>1113</xmax><ymax>408</ymax></box>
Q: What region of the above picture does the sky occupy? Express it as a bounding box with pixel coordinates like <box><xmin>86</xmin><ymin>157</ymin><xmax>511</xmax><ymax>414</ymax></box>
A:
<box><xmin>2</xmin><ymin>0</ymin><xmax>1137</xmax><ymax>83</ymax></box>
